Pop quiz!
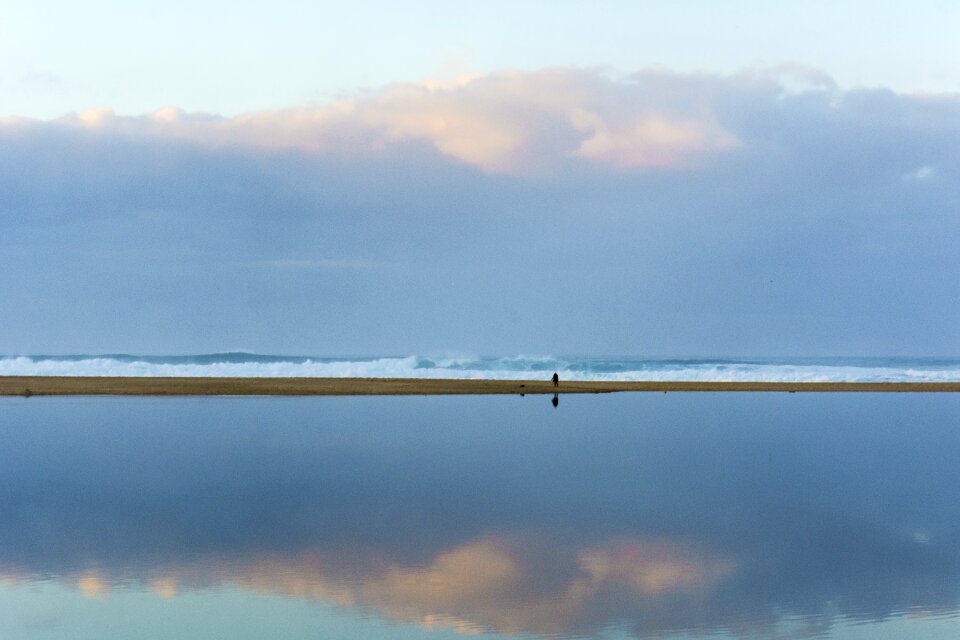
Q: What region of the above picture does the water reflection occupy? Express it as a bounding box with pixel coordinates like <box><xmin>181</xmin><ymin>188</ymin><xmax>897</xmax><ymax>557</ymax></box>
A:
<box><xmin>1</xmin><ymin>394</ymin><xmax>959</xmax><ymax>639</ymax></box>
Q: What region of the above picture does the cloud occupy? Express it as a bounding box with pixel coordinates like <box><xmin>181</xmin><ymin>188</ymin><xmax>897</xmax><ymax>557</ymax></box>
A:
<box><xmin>572</xmin><ymin>110</ymin><xmax>737</xmax><ymax>167</ymax></box>
<box><xmin>577</xmin><ymin>540</ymin><xmax>734</xmax><ymax>596</ymax></box>
<box><xmin>150</xmin><ymin>577</ymin><xmax>178</xmax><ymax>599</ymax></box>
<box><xmin>32</xmin><ymin>536</ymin><xmax>735</xmax><ymax>637</ymax></box>
<box><xmin>3</xmin><ymin>68</ymin><xmax>741</xmax><ymax>173</ymax></box>
<box><xmin>239</xmin><ymin>538</ymin><xmax>735</xmax><ymax>636</ymax></box>
<box><xmin>76</xmin><ymin>572</ymin><xmax>109</xmax><ymax>599</ymax></box>
<box><xmin>4</xmin><ymin>395</ymin><xmax>960</xmax><ymax>636</ymax></box>
<box><xmin>1</xmin><ymin>66</ymin><xmax>959</xmax><ymax>355</ymax></box>
<box><xmin>904</xmin><ymin>164</ymin><xmax>936</xmax><ymax>180</ymax></box>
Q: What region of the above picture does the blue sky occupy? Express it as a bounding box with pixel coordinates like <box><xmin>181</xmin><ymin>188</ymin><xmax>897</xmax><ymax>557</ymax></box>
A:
<box><xmin>4</xmin><ymin>1</ymin><xmax>959</xmax><ymax>118</ymax></box>
<box><xmin>2</xmin><ymin>2</ymin><xmax>959</xmax><ymax>355</ymax></box>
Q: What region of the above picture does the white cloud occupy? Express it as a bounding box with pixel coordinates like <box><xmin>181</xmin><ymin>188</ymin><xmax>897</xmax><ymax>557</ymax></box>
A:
<box><xmin>904</xmin><ymin>165</ymin><xmax>936</xmax><ymax>180</ymax></box>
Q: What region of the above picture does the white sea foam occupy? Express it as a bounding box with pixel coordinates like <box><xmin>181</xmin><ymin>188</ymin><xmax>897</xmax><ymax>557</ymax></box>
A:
<box><xmin>0</xmin><ymin>356</ymin><xmax>423</xmax><ymax>379</ymax></box>
<box><xmin>2</xmin><ymin>355</ymin><xmax>960</xmax><ymax>382</ymax></box>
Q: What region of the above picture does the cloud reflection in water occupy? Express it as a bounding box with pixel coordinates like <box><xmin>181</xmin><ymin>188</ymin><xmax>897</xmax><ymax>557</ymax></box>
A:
<box><xmin>1</xmin><ymin>394</ymin><xmax>959</xmax><ymax>638</ymax></box>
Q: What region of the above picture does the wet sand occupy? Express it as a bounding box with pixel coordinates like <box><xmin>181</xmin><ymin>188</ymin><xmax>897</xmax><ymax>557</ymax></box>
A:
<box><xmin>2</xmin><ymin>376</ymin><xmax>960</xmax><ymax>396</ymax></box>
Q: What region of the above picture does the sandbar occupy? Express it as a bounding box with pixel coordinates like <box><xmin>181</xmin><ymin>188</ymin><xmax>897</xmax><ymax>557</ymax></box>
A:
<box><xmin>2</xmin><ymin>376</ymin><xmax>960</xmax><ymax>396</ymax></box>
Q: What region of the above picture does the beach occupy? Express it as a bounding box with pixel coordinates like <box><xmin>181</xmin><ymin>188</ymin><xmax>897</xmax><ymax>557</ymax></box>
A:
<box><xmin>3</xmin><ymin>376</ymin><xmax>960</xmax><ymax>396</ymax></box>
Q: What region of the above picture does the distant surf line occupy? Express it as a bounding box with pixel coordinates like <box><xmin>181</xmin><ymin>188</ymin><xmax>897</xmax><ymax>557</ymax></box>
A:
<box><xmin>2</xmin><ymin>354</ymin><xmax>960</xmax><ymax>382</ymax></box>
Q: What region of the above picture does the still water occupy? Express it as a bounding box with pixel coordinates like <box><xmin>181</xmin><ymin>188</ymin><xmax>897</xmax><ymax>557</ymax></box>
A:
<box><xmin>1</xmin><ymin>393</ymin><xmax>959</xmax><ymax>639</ymax></box>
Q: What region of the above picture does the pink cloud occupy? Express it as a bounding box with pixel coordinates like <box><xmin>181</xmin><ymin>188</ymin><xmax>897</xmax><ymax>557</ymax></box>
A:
<box><xmin>27</xmin><ymin>536</ymin><xmax>735</xmax><ymax>637</ymax></box>
<box><xmin>7</xmin><ymin>68</ymin><xmax>744</xmax><ymax>173</ymax></box>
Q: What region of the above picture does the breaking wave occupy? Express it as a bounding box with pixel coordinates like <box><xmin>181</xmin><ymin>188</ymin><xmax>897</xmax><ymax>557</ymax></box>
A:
<box><xmin>2</xmin><ymin>353</ymin><xmax>960</xmax><ymax>382</ymax></box>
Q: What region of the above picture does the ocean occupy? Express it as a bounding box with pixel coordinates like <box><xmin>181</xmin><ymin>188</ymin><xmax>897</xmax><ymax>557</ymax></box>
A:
<box><xmin>2</xmin><ymin>353</ymin><xmax>960</xmax><ymax>382</ymax></box>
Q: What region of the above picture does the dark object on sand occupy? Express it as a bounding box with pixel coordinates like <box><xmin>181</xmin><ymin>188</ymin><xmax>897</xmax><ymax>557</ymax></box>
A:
<box><xmin>552</xmin><ymin>372</ymin><xmax>559</xmax><ymax>387</ymax></box>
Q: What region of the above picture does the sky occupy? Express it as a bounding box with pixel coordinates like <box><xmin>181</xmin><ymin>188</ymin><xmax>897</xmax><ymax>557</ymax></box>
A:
<box><xmin>2</xmin><ymin>1</ymin><xmax>959</xmax><ymax>356</ymax></box>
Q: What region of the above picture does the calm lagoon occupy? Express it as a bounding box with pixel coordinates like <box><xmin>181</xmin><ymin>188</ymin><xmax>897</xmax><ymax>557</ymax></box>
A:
<box><xmin>1</xmin><ymin>393</ymin><xmax>959</xmax><ymax>639</ymax></box>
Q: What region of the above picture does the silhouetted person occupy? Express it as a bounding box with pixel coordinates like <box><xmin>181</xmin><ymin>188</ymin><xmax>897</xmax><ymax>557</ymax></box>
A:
<box><xmin>552</xmin><ymin>372</ymin><xmax>559</xmax><ymax>387</ymax></box>
<box><xmin>552</xmin><ymin>393</ymin><xmax>559</xmax><ymax>408</ymax></box>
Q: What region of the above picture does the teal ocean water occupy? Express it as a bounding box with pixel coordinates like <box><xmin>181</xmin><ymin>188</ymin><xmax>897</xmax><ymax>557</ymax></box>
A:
<box><xmin>2</xmin><ymin>353</ymin><xmax>960</xmax><ymax>381</ymax></box>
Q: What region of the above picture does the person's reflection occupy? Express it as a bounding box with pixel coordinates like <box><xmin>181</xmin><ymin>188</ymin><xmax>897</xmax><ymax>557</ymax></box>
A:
<box><xmin>552</xmin><ymin>393</ymin><xmax>559</xmax><ymax>408</ymax></box>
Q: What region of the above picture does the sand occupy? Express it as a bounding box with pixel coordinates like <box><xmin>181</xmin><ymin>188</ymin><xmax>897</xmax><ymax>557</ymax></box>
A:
<box><xmin>2</xmin><ymin>376</ymin><xmax>960</xmax><ymax>396</ymax></box>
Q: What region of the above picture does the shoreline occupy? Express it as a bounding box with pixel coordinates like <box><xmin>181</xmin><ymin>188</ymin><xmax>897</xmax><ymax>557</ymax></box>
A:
<box><xmin>3</xmin><ymin>376</ymin><xmax>960</xmax><ymax>396</ymax></box>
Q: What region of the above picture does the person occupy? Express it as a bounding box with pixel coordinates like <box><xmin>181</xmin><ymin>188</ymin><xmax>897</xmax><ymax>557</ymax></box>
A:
<box><xmin>552</xmin><ymin>372</ymin><xmax>559</xmax><ymax>387</ymax></box>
